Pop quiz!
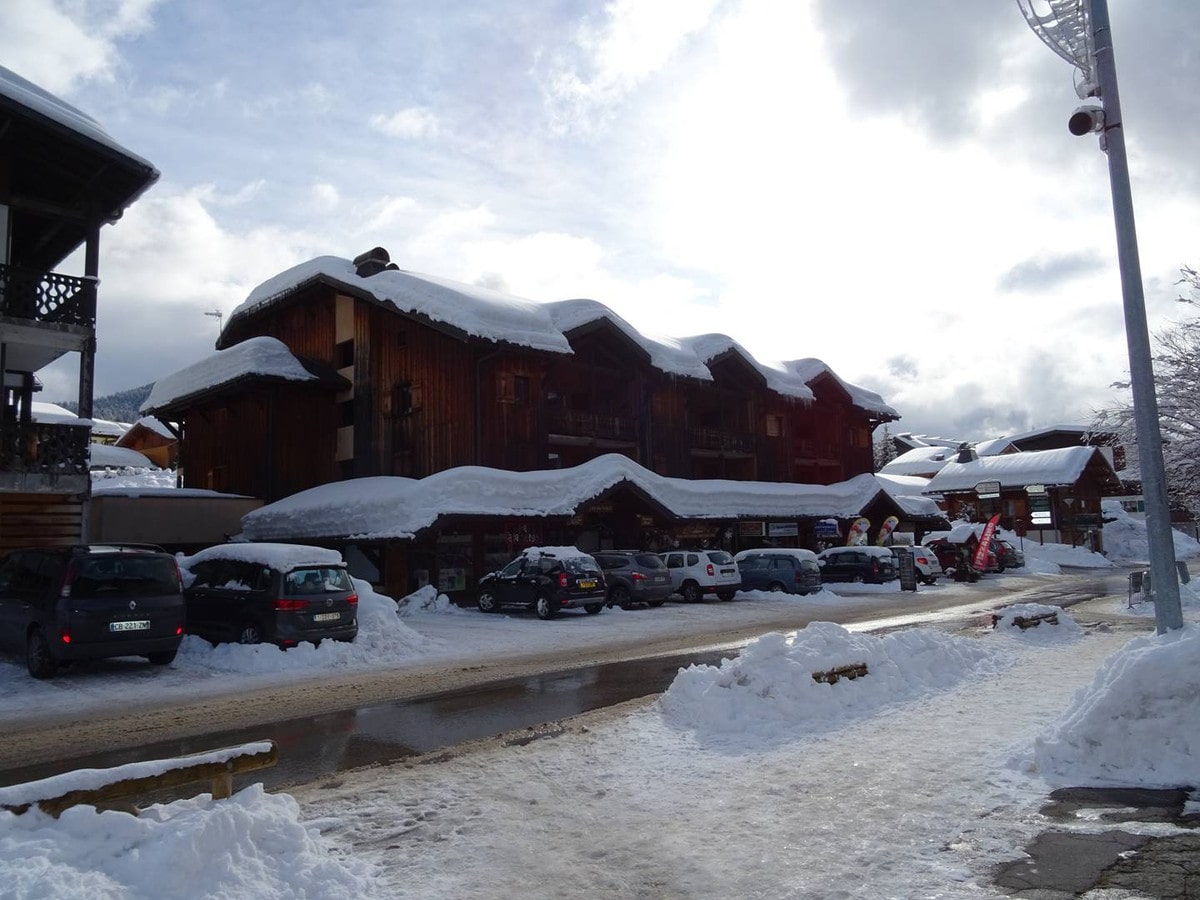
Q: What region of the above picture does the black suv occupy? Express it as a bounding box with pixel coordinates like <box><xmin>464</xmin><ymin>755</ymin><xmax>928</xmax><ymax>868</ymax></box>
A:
<box><xmin>477</xmin><ymin>547</ymin><xmax>607</xmax><ymax>619</ymax></box>
<box><xmin>0</xmin><ymin>544</ymin><xmax>185</xmax><ymax>678</ymax></box>
<box><xmin>592</xmin><ymin>551</ymin><xmax>673</xmax><ymax>608</ymax></box>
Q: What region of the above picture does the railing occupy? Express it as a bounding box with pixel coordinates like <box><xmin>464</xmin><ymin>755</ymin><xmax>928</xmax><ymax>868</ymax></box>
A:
<box><xmin>546</xmin><ymin>408</ymin><xmax>638</xmax><ymax>443</ymax></box>
<box><xmin>0</xmin><ymin>422</ymin><xmax>90</xmax><ymax>475</ymax></box>
<box><xmin>688</xmin><ymin>426</ymin><xmax>756</xmax><ymax>454</ymax></box>
<box><xmin>795</xmin><ymin>438</ymin><xmax>839</xmax><ymax>459</ymax></box>
<box><xmin>0</xmin><ymin>263</ymin><xmax>96</xmax><ymax>326</ymax></box>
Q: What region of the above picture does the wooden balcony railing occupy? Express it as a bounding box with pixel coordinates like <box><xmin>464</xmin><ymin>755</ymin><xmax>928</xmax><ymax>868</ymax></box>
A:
<box><xmin>688</xmin><ymin>426</ymin><xmax>756</xmax><ymax>454</ymax></box>
<box><xmin>0</xmin><ymin>264</ymin><xmax>96</xmax><ymax>327</ymax></box>
<box><xmin>795</xmin><ymin>438</ymin><xmax>839</xmax><ymax>459</ymax></box>
<box><xmin>0</xmin><ymin>423</ymin><xmax>90</xmax><ymax>475</ymax></box>
<box><xmin>546</xmin><ymin>408</ymin><xmax>638</xmax><ymax>443</ymax></box>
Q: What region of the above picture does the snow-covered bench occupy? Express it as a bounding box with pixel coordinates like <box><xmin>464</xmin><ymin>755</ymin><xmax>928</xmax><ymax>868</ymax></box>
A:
<box><xmin>0</xmin><ymin>740</ymin><xmax>277</xmax><ymax>818</ymax></box>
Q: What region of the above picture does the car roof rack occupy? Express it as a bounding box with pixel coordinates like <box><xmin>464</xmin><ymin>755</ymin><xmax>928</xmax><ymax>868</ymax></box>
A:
<box><xmin>77</xmin><ymin>543</ymin><xmax>169</xmax><ymax>554</ymax></box>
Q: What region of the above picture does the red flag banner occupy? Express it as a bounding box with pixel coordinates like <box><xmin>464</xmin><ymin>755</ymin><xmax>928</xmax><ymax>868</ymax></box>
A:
<box><xmin>972</xmin><ymin>514</ymin><xmax>1002</xmax><ymax>571</ymax></box>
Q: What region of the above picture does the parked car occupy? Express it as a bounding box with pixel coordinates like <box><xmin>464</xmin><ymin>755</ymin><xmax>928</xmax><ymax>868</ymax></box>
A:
<box><xmin>477</xmin><ymin>546</ymin><xmax>607</xmax><ymax>619</ymax></box>
<box><xmin>994</xmin><ymin>539</ymin><xmax>1025</xmax><ymax>572</ymax></box>
<box><xmin>659</xmin><ymin>549</ymin><xmax>742</xmax><ymax>602</ymax></box>
<box><xmin>0</xmin><ymin>544</ymin><xmax>185</xmax><ymax>679</ymax></box>
<box><xmin>816</xmin><ymin>546</ymin><xmax>897</xmax><ymax>584</ymax></box>
<box><xmin>181</xmin><ymin>543</ymin><xmax>359</xmax><ymax>647</ymax></box>
<box><xmin>888</xmin><ymin>545</ymin><xmax>944</xmax><ymax>585</ymax></box>
<box><xmin>733</xmin><ymin>548</ymin><xmax>822</xmax><ymax>595</ymax></box>
<box><xmin>926</xmin><ymin>539</ymin><xmax>995</xmax><ymax>577</ymax></box>
<box><xmin>592</xmin><ymin>551</ymin><xmax>673</xmax><ymax>608</ymax></box>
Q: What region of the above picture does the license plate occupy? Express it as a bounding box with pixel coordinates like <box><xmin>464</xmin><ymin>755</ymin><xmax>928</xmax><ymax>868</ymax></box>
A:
<box><xmin>721</xmin><ymin>569</ymin><xmax>735</xmax><ymax>575</ymax></box>
<box><xmin>578</xmin><ymin>580</ymin><xmax>597</xmax><ymax>589</ymax></box>
<box><xmin>109</xmin><ymin>620</ymin><xmax>150</xmax><ymax>632</ymax></box>
<box><xmin>312</xmin><ymin>612</ymin><xmax>341</xmax><ymax>622</ymax></box>
<box><xmin>656</xmin><ymin>575</ymin><xmax>669</xmax><ymax>583</ymax></box>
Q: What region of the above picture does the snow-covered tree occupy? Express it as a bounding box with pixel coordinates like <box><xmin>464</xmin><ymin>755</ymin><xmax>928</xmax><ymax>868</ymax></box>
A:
<box><xmin>873</xmin><ymin>424</ymin><xmax>898</xmax><ymax>471</ymax></box>
<box><xmin>1092</xmin><ymin>265</ymin><xmax>1200</xmax><ymax>515</ymax></box>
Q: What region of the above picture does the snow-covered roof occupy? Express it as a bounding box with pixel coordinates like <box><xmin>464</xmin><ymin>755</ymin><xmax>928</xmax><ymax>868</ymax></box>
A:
<box><xmin>780</xmin><ymin>359</ymin><xmax>897</xmax><ymax>417</ymax></box>
<box><xmin>0</xmin><ymin>64</ymin><xmax>156</xmax><ymax>172</ymax></box>
<box><xmin>181</xmin><ymin>542</ymin><xmax>345</xmax><ymax>572</ymax></box>
<box><xmin>880</xmin><ymin>446</ymin><xmax>956</xmax><ymax>476</ymax></box>
<box><xmin>873</xmin><ymin>474</ymin><xmax>946</xmax><ymax>519</ymax></box>
<box><xmin>236</xmin><ymin>257</ymin><xmax>574</xmax><ymax>356</ymax></box>
<box><xmin>132</xmin><ymin>416</ymin><xmax>176</xmax><ymax>440</ymax></box>
<box><xmin>974</xmin><ymin>438</ymin><xmax>1016</xmax><ymax>457</ymax></box>
<box><xmin>231</xmin><ymin>255</ymin><xmax>892</xmax><ymax>413</ymax></box>
<box><xmin>546</xmin><ymin>299</ymin><xmax>715</xmax><ymax>382</ymax></box>
<box><xmin>242</xmin><ymin>454</ymin><xmax>893</xmax><ymax>542</ymax></box>
<box><xmin>142</xmin><ymin>336</ymin><xmax>322</xmax><ymax>412</ymax></box>
<box><xmin>89</xmin><ymin>443</ymin><xmax>153</xmax><ymax>469</ymax></box>
<box><xmin>680</xmin><ymin>335</ymin><xmax>815</xmax><ymax>401</ymax></box>
<box><xmin>924</xmin><ymin>447</ymin><xmax>1113</xmax><ymax>494</ymax></box>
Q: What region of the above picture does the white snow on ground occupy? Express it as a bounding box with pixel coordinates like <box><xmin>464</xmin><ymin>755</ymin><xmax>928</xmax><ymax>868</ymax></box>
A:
<box><xmin>1</xmin><ymin>785</ymin><xmax>374</xmax><ymax>900</ymax></box>
<box><xmin>2</xmin><ymin>556</ymin><xmax>1198</xmax><ymax>897</ymax></box>
<box><xmin>1101</xmin><ymin>498</ymin><xmax>1200</xmax><ymax>565</ymax></box>
<box><xmin>1034</xmin><ymin>624</ymin><xmax>1200</xmax><ymax>789</ymax></box>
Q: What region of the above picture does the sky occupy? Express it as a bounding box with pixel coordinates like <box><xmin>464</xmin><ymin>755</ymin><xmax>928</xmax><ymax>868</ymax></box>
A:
<box><xmin>5</xmin><ymin>0</ymin><xmax>1200</xmax><ymax>440</ymax></box>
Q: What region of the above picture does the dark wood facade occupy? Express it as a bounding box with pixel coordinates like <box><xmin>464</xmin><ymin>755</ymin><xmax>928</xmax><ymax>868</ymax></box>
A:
<box><xmin>174</xmin><ymin>259</ymin><xmax>895</xmax><ymax>504</ymax></box>
<box><xmin>0</xmin><ymin>70</ymin><xmax>157</xmax><ymax>546</ymax></box>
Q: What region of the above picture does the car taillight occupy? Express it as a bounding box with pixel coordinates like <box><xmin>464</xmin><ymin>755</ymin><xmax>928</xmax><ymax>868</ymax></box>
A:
<box><xmin>174</xmin><ymin>560</ymin><xmax>184</xmax><ymax>591</ymax></box>
<box><xmin>274</xmin><ymin>599</ymin><xmax>307</xmax><ymax>611</ymax></box>
<box><xmin>346</xmin><ymin>593</ymin><xmax>358</xmax><ymax>605</ymax></box>
<box><xmin>176</xmin><ymin>626</ymin><xmax>184</xmax><ymax>636</ymax></box>
<box><xmin>872</xmin><ymin>560</ymin><xmax>880</xmax><ymax>574</ymax></box>
<box><xmin>559</xmin><ymin>572</ymin><xmax>568</xmax><ymax>588</ymax></box>
<box><xmin>706</xmin><ymin>564</ymin><xmax>714</xmax><ymax>576</ymax></box>
<box><xmin>795</xmin><ymin>570</ymin><xmax>803</xmax><ymax>583</ymax></box>
<box><xmin>632</xmin><ymin>572</ymin><xmax>645</xmax><ymax>582</ymax></box>
<box><xmin>60</xmin><ymin>630</ymin><xmax>71</xmax><ymax>644</ymax></box>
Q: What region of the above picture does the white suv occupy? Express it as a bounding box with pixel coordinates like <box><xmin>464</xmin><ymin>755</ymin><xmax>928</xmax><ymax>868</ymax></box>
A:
<box><xmin>889</xmin><ymin>545</ymin><xmax>944</xmax><ymax>585</ymax></box>
<box><xmin>659</xmin><ymin>549</ymin><xmax>742</xmax><ymax>602</ymax></box>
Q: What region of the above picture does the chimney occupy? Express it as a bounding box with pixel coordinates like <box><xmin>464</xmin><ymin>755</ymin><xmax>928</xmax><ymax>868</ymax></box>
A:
<box><xmin>956</xmin><ymin>442</ymin><xmax>977</xmax><ymax>464</ymax></box>
<box><xmin>353</xmin><ymin>247</ymin><xmax>398</xmax><ymax>277</ymax></box>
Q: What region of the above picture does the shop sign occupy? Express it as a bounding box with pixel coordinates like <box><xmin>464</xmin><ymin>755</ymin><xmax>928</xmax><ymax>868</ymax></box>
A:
<box><xmin>767</xmin><ymin>522</ymin><xmax>799</xmax><ymax>537</ymax></box>
<box><xmin>739</xmin><ymin>521</ymin><xmax>765</xmax><ymax>537</ymax></box>
<box><xmin>814</xmin><ymin>519</ymin><xmax>841</xmax><ymax>538</ymax></box>
<box><xmin>974</xmin><ymin>480</ymin><xmax>1001</xmax><ymax>499</ymax></box>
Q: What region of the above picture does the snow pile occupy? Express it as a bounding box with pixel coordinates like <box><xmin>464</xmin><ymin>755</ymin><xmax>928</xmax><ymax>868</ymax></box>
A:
<box><xmin>1020</xmin><ymin>539</ymin><xmax>1111</xmax><ymax>569</ymax></box>
<box><xmin>0</xmin><ymin>785</ymin><xmax>375</xmax><ymax>899</ymax></box>
<box><xmin>1101</xmin><ymin>499</ymin><xmax>1200</xmax><ymax>565</ymax></box>
<box><xmin>659</xmin><ymin>623</ymin><xmax>1003</xmax><ymax>741</ymax></box>
<box><xmin>175</xmin><ymin>580</ymin><xmax>431</xmax><ymax>674</ymax></box>
<box><xmin>395</xmin><ymin>584</ymin><xmax>465</xmax><ymax>616</ymax></box>
<box><xmin>92</xmin><ymin>468</ymin><xmax>178</xmax><ymax>491</ymax></box>
<box><xmin>991</xmin><ymin>603</ymin><xmax>1084</xmax><ymax>644</ymax></box>
<box><xmin>1034</xmin><ymin>625</ymin><xmax>1200</xmax><ymax>788</ymax></box>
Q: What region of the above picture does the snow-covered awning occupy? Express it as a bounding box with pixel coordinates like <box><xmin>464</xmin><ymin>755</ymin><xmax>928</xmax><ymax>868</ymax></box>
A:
<box><xmin>142</xmin><ymin>337</ymin><xmax>343</xmax><ymax>413</ymax></box>
<box><xmin>924</xmin><ymin>447</ymin><xmax>1116</xmax><ymax>494</ymax></box>
<box><xmin>873</xmin><ymin>474</ymin><xmax>946</xmax><ymax>519</ymax></box>
<box><xmin>242</xmin><ymin>453</ymin><xmax>896</xmax><ymax>542</ymax></box>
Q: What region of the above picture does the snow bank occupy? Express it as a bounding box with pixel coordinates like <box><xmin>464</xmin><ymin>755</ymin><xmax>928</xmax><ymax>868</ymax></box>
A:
<box><xmin>1020</xmin><ymin>539</ymin><xmax>1111</xmax><ymax>569</ymax></box>
<box><xmin>659</xmin><ymin>623</ymin><xmax>1003</xmax><ymax>741</ymax></box>
<box><xmin>395</xmin><ymin>584</ymin><xmax>466</xmax><ymax>616</ymax></box>
<box><xmin>1034</xmin><ymin>625</ymin><xmax>1200</xmax><ymax>788</ymax></box>
<box><xmin>991</xmin><ymin>603</ymin><xmax>1084</xmax><ymax>644</ymax></box>
<box><xmin>0</xmin><ymin>784</ymin><xmax>375</xmax><ymax>899</ymax></box>
<box><xmin>1101</xmin><ymin>499</ymin><xmax>1200</xmax><ymax>565</ymax></box>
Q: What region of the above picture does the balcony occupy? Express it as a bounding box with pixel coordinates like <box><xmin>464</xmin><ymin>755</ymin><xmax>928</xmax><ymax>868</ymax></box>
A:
<box><xmin>546</xmin><ymin>408</ymin><xmax>638</xmax><ymax>444</ymax></box>
<box><xmin>689</xmin><ymin>426</ymin><xmax>756</xmax><ymax>456</ymax></box>
<box><xmin>0</xmin><ymin>264</ymin><xmax>96</xmax><ymax>327</ymax></box>
<box><xmin>0</xmin><ymin>422</ymin><xmax>91</xmax><ymax>492</ymax></box>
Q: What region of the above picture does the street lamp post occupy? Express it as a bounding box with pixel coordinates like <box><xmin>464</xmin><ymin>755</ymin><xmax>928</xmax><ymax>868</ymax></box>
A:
<box><xmin>1017</xmin><ymin>0</ymin><xmax>1182</xmax><ymax>632</ymax></box>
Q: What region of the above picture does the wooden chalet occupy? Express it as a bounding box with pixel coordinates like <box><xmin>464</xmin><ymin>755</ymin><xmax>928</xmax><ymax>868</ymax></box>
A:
<box><xmin>147</xmin><ymin>247</ymin><xmax>897</xmax><ymax>505</ymax></box>
<box><xmin>0</xmin><ymin>65</ymin><xmax>157</xmax><ymax>550</ymax></box>
<box><xmin>924</xmin><ymin>446</ymin><xmax>1122</xmax><ymax>551</ymax></box>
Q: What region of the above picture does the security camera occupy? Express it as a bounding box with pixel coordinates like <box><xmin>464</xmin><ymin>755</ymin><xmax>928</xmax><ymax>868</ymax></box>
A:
<box><xmin>1068</xmin><ymin>101</ymin><xmax>1105</xmax><ymax>136</ymax></box>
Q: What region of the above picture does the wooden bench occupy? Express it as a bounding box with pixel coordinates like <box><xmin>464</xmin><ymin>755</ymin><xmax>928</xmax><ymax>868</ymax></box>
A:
<box><xmin>812</xmin><ymin>662</ymin><xmax>869</xmax><ymax>685</ymax></box>
<box><xmin>0</xmin><ymin>740</ymin><xmax>278</xmax><ymax>818</ymax></box>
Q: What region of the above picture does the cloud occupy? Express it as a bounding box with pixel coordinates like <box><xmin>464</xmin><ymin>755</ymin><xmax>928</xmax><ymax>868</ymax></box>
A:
<box><xmin>541</xmin><ymin>0</ymin><xmax>723</xmax><ymax>132</ymax></box>
<box><xmin>0</xmin><ymin>0</ymin><xmax>159</xmax><ymax>93</ymax></box>
<box><xmin>997</xmin><ymin>251</ymin><xmax>1103</xmax><ymax>292</ymax></box>
<box><xmin>369</xmin><ymin>107</ymin><xmax>440</xmax><ymax>139</ymax></box>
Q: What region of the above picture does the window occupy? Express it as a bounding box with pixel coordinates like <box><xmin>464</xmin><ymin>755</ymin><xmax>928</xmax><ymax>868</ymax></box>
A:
<box><xmin>765</xmin><ymin>414</ymin><xmax>784</xmax><ymax>438</ymax></box>
<box><xmin>335</xmin><ymin>339</ymin><xmax>355</xmax><ymax>369</ymax></box>
<box><xmin>514</xmin><ymin>375</ymin><xmax>530</xmax><ymax>404</ymax></box>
